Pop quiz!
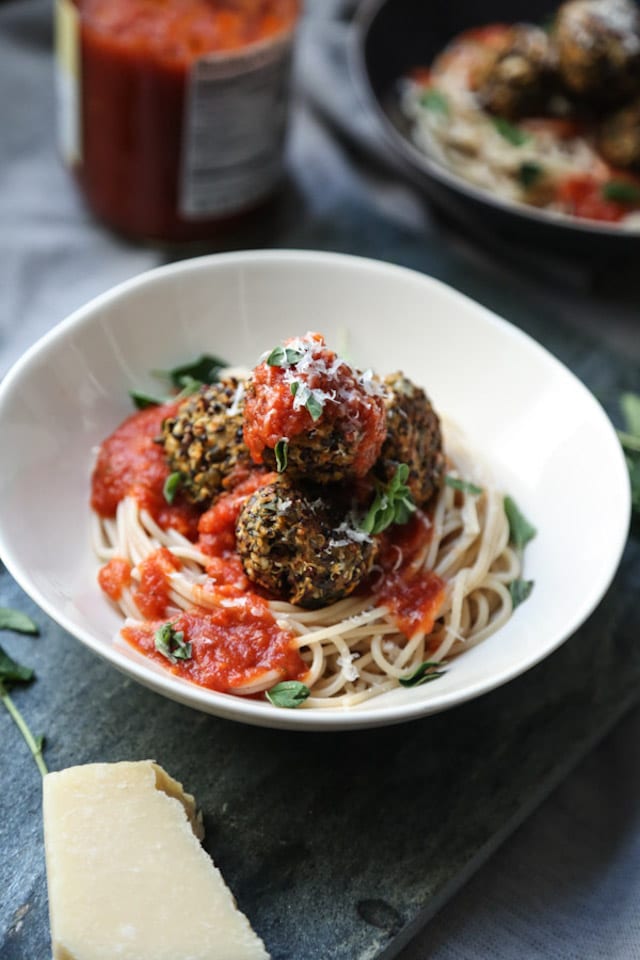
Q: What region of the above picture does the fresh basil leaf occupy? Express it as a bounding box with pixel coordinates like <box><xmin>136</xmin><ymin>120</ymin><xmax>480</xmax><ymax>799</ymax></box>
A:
<box><xmin>627</xmin><ymin>454</ymin><xmax>640</xmax><ymax>513</ymax></box>
<box><xmin>163</xmin><ymin>472</ymin><xmax>182</xmax><ymax>505</ymax></box>
<box><xmin>504</xmin><ymin>495</ymin><xmax>537</xmax><ymax>550</ymax></box>
<box><xmin>420</xmin><ymin>89</ymin><xmax>449</xmax><ymax>115</ymax></box>
<box><xmin>621</xmin><ymin>392</ymin><xmax>640</xmax><ymax>437</ymax></box>
<box><xmin>601</xmin><ymin>181</ymin><xmax>640</xmax><ymax>205</ymax></box>
<box><xmin>305</xmin><ymin>393</ymin><xmax>324</xmax><ymax>422</ymax></box>
<box><xmin>274</xmin><ymin>439</ymin><xmax>289</xmax><ymax>473</ymax></box>
<box><xmin>266</xmin><ymin>345</ymin><xmax>304</xmax><ymax>368</ymax></box>
<box><xmin>509</xmin><ymin>579</ymin><xmax>534</xmax><ymax>608</ymax></box>
<box><xmin>493</xmin><ymin>116</ymin><xmax>531</xmax><ymax>146</ymax></box>
<box><xmin>398</xmin><ymin>660</ymin><xmax>445</xmax><ymax>688</ymax></box>
<box><xmin>360</xmin><ymin>463</ymin><xmax>416</xmax><ymax>535</ymax></box>
<box><xmin>266</xmin><ymin>680</ymin><xmax>310</xmax><ymax>708</ymax></box>
<box><xmin>0</xmin><ymin>608</ymin><xmax>39</xmax><ymax>635</ymax></box>
<box><xmin>154</xmin><ymin>623</ymin><xmax>192</xmax><ymax>663</ymax></box>
<box><xmin>290</xmin><ymin>381</ymin><xmax>299</xmax><ymax>397</ymax></box>
<box><xmin>0</xmin><ymin>645</ymin><xmax>34</xmax><ymax>684</ymax></box>
<box><xmin>445</xmin><ymin>476</ymin><xmax>483</xmax><ymax>496</ymax></box>
<box><xmin>175</xmin><ymin>375</ymin><xmax>203</xmax><ymax>398</ymax></box>
<box><xmin>130</xmin><ymin>390</ymin><xmax>164</xmax><ymax>410</ymax></box>
<box><xmin>518</xmin><ymin>161</ymin><xmax>544</xmax><ymax>188</ymax></box>
<box><xmin>164</xmin><ymin>354</ymin><xmax>227</xmax><ymax>388</ymax></box>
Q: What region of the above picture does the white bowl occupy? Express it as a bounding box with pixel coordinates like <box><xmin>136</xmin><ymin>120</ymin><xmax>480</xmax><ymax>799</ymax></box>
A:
<box><xmin>0</xmin><ymin>251</ymin><xmax>630</xmax><ymax>730</ymax></box>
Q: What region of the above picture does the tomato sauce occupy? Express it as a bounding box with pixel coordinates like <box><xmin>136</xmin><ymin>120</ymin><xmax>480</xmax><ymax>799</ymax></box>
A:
<box><xmin>91</xmin><ymin>403</ymin><xmax>200</xmax><ymax>539</ymax></box>
<box><xmin>373</xmin><ymin>512</ymin><xmax>445</xmax><ymax>639</ymax></box>
<box><xmin>97</xmin><ymin>557</ymin><xmax>132</xmax><ymax>601</ymax></box>
<box><xmin>70</xmin><ymin>0</ymin><xmax>299</xmax><ymax>241</ymax></box>
<box><xmin>123</xmin><ymin>599</ymin><xmax>306</xmax><ymax>693</ymax></box>
<box><xmin>243</xmin><ymin>334</ymin><xmax>387</xmax><ymax>477</ymax></box>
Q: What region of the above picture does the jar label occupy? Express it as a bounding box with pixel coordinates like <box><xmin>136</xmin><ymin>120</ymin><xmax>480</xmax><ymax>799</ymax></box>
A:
<box><xmin>180</xmin><ymin>34</ymin><xmax>294</xmax><ymax>220</ymax></box>
<box><xmin>54</xmin><ymin>0</ymin><xmax>82</xmax><ymax>166</ymax></box>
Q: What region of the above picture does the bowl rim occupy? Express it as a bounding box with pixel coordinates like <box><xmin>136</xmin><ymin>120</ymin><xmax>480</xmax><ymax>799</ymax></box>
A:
<box><xmin>350</xmin><ymin>0</ymin><xmax>640</xmax><ymax>241</ymax></box>
<box><xmin>0</xmin><ymin>249</ymin><xmax>631</xmax><ymax>730</ymax></box>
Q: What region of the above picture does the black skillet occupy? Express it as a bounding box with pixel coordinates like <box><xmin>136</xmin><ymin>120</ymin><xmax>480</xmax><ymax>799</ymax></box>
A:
<box><xmin>351</xmin><ymin>0</ymin><xmax>640</xmax><ymax>259</ymax></box>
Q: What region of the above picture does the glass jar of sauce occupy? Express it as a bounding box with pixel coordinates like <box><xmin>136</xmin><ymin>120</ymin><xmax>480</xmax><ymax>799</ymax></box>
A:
<box><xmin>55</xmin><ymin>0</ymin><xmax>300</xmax><ymax>243</ymax></box>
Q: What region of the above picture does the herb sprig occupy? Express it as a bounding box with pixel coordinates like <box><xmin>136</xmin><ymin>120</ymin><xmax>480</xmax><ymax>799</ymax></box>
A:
<box><xmin>266</xmin><ymin>680</ymin><xmax>310</xmax><ymax>708</ymax></box>
<box><xmin>154</xmin><ymin>623</ymin><xmax>192</xmax><ymax>663</ymax></box>
<box><xmin>130</xmin><ymin>354</ymin><xmax>228</xmax><ymax>410</ymax></box>
<box><xmin>0</xmin><ymin>609</ymin><xmax>47</xmax><ymax>777</ymax></box>
<box><xmin>398</xmin><ymin>661</ymin><xmax>446</xmax><ymax>687</ymax></box>
<box><xmin>618</xmin><ymin>391</ymin><xmax>640</xmax><ymax>515</ymax></box>
<box><xmin>504</xmin><ymin>496</ymin><xmax>537</xmax><ymax>610</ymax></box>
<box><xmin>360</xmin><ymin>464</ymin><xmax>416</xmax><ymax>536</ymax></box>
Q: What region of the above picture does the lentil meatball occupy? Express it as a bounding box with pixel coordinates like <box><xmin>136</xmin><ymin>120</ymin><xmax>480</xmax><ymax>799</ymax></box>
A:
<box><xmin>235</xmin><ymin>479</ymin><xmax>377</xmax><ymax>608</ymax></box>
<box><xmin>376</xmin><ymin>374</ymin><xmax>445</xmax><ymax>508</ymax></box>
<box><xmin>555</xmin><ymin>0</ymin><xmax>640</xmax><ymax>101</ymax></box>
<box><xmin>474</xmin><ymin>24</ymin><xmax>559</xmax><ymax>119</ymax></box>
<box><xmin>598</xmin><ymin>96</ymin><xmax>640</xmax><ymax>166</ymax></box>
<box><xmin>243</xmin><ymin>333</ymin><xmax>387</xmax><ymax>484</ymax></box>
<box><xmin>162</xmin><ymin>377</ymin><xmax>251</xmax><ymax>506</ymax></box>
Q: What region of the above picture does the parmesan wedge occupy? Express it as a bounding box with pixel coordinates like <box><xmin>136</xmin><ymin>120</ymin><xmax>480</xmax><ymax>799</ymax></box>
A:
<box><xmin>43</xmin><ymin>761</ymin><xmax>270</xmax><ymax>960</ymax></box>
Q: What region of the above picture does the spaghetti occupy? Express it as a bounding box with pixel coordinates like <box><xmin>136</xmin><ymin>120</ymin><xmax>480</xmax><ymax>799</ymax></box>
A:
<box><xmin>92</xmin><ymin>426</ymin><xmax>522</xmax><ymax>709</ymax></box>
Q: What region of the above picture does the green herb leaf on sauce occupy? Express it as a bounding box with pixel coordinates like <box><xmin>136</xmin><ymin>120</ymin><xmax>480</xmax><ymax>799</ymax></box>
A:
<box><xmin>398</xmin><ymin>660</ymin><xmax>446</xmax><ymax>688</ymax></box>
<box><xmin>290</xmin><ymin>381</ymin><xmax>324</xmax><ymax>422</ymax></box>
<box><xmin>518</xmin><ymin>161</ymin><xmax>544</xmax><ymax>188</ymax></box>
<box><xmin>493</xmin><ymin>117</ymin><xmax>532</xmax><ymax>147</ymax></box>
<box><xmin>154</xmin><ymin>623</ymin><xmax>192</xmax><ymax>663</ymax></box>
<box><xmin>130</xmin><ymin>390</ymin><xmax>165</xmax><ymax>410</ymax></box>
<box><xmin>509</xmin><ymin>578</ymin><xmax>534</xmax><ymax>609</ymax></box>
<box><xmin>163</xmin><ymin>472</ymin><xmax>183</xmax><ymax>505</ymax></box>
<box><xmin>266</xmin><ymin>345</ymin><xmax>304</xmax><ymax>368</ymax></box>
<box><xmin>420</xmin><ymin>88</ymin><xmax>449</xmax><ymax>115</ymax></box>
<box><xmin>504</xmin><ymin>496</ymin><xmax>537</xmax><ymax>550</ymax></box>
<box><xmin>305</xmin><ymin>392</ymin><xmax>324</xmax><ymax>422</ymax></box>
<box><xmin>360</xmin><ymin>463</ymin><xmax>416</xmax><ymax>536</ymax></box>
<box><xmin>445</xmin><ymin>476</ymin><xmax>483</xmax><ymax>496</ymax></box>
<box><xmin>0</xmin><ymin>608</ymin><xmax>39</xmax><ymax>635</ymax></box>
<box><xmin>601</xmin><ymin>181</ymin><xmax>640</xmax><ymax>205</ymax></box>
<box><xmin>266</xmin><ymin>680</ymin><xmax>310</xmax><ymax>708</ymax></box>
<box><xmin>274</xmin><ymin>439</ymin><xmax>289</xmax><ymax>473</ymax></box>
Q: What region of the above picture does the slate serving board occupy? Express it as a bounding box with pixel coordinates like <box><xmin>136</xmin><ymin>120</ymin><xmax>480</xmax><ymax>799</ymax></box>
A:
<box><xmin>1</xmin><ymin>198</ymin><xmax>639</xmax><ymax>960</ymax></box>
<box><xmin>2</xmin><ymin>3</ymin><xmax>640</xmax><ymax>954</ymax></box>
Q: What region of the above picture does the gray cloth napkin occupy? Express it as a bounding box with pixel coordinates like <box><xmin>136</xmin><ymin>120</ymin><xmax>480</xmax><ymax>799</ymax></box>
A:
<box><xmin>1</xmin><ymin>1</ymin><xmax>640</xmax><ymax>959</ymax></box>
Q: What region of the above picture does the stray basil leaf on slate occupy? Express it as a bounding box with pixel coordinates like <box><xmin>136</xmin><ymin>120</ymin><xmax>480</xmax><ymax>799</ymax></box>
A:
<box><xmin>504</xmin><ymin>496</ymin><xmax>537</xmax><ymax>550</ymax></box>
<box><xmin>360</xmin><ymin>463</ymin><xmax>416</xmax><ymax>535</ymax></box>
<box><xmin>154</xmin><ymin>623</ymin><xmax>192</xmax><ymax>663</ymax></box>
<box><xmin>509</xmin><ymin>579</ymin><xmax>534</xmax><ymax>609</ymax></box>
<box><xmin>445</xmin><ymin>476</ymin><xmax>483</xmax><ymax>496</ymax></box>
<box><xmin>266</xmin><ymin>680</ymin><xmax>310</xmax><ymax>708</ymax></box>
<box><xmin>621</xmin><ymin>391</ymin><xmax>640</xmax><ymax>438</ymax></box>
<box><xmin>0</xmin><ymin>645</ymin><xmax>34</xmax><ymax>684</ymax></box>
<box><xmin>399</xmin><ymin>661</ymin><xmax>446</xmax><ymax>687</ymax></box>
<box><xmin>0</xmin><ymin>608</ymin><xmax>39</xmax><ymax>635</ymax></box>
<box><xmin>163</xmin><ymin>472</ymin><xmax>183</xmax><ymax>505</ymax></box>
